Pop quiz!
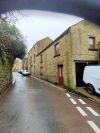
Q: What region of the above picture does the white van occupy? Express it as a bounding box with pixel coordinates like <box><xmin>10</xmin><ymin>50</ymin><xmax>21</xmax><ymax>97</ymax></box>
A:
<box><xmin>83</xmin><ymin>66</ymin><xmax>100</xmax><ymax>94</ymax></box>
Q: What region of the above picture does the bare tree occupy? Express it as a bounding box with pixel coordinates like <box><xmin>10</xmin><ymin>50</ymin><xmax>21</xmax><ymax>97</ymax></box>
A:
<box><xmin>0</xmin><ymin>11</ymin><xmax>18</xmax><ymax>24</ymax></box>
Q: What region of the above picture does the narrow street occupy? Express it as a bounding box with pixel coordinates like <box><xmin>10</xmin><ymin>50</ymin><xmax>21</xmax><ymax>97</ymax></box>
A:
<box><xmin>0</xmin><ymin>73</ymin><xmax>100</xmax><ymax>133</ymax></box>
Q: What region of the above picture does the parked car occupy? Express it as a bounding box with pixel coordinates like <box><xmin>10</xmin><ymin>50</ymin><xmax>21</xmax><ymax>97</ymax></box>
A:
<box><xmin>22</xmin><ymin>70</ymin><xmax>30</xmax><ymax>76</ymax></box>
<box><xmin>18</xmin><ymin>69</ymin><xmax>24</xmax><ymax>74</ymax></box>
<box><xmin>83</xmin><ymin>66</ymin><xmax>100</xmax><ymax>94</ymax></box>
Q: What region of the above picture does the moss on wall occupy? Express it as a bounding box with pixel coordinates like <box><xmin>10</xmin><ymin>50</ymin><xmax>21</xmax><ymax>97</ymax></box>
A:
<box><xmin>0</xmin><ymin>43</ymin><xmax>12</xmax><ymax>94</ymax></box>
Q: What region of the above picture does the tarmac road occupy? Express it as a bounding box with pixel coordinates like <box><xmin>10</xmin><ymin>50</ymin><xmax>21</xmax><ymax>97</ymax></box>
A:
<box><xmin>0</xmin><ymin>72</ymin><xmax>100</xmax><ymax>133</ymax></box>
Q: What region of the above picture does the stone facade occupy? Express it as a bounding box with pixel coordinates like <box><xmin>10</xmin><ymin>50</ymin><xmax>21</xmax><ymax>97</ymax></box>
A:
<box><xmin>12</xmin><ymin>59</ymin><xmax>22</xmax><ymax>71</ymax></box>
<box><xmin>28</xmin><ymin>37</ymin><xmax>52</xmax><ymax>75</ymax></box>
<box><xmin>28</xmin><ymin>20</ymin><xmax>100</xmax><ymax>89</ymax></box>
<box><xmin>68</xmin><ymin>21</ymin><xmax>100</xmax><ymax>88</ymax></box>
<box><xmin>22</xmin><ymin>56</ymin><xmax>28</xmax><ymax>70</ymax></box>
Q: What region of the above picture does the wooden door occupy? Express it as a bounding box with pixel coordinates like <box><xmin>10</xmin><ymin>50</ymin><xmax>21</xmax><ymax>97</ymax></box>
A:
<box><xmin>58</xmin><ymin>65</ymin><xmax>64</xmax><ymax>86</ymax></box>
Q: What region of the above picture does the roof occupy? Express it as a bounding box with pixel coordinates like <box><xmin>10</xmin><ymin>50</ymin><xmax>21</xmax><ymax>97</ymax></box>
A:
<box><xmin>37</xmin><ymin>20</ymin><xmax>85</xmax><ymax>56</ymax></box>
<box><xmin>36</xmin><ymin>28</ymin><xmax>71</xmax><ymax>56</ymax></box>
<box><xmin>28</xmin><ymin>37</ymin><xmax>52</xmax><ymax>53</ymax></box>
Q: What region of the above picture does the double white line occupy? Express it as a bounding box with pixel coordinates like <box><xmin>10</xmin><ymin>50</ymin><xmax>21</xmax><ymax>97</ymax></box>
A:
<box><xmin>87</xmin><ymin>121</ymin><xmax>100</xmax><ymax>133</ymax></box>
<box><xmin>66</xmin><ymin>93</ymin><xmax>100</xmax><ymax>133</ymax></box>
<box><xmin>76</xmin><ymin>106</ymin><xmax>100</xmax><ymax>117</ymax></box>
<box><xmin>66</xmin><ymin>93</ymin><xmax>71</xmax><ymax>98</ymax></box>
<box><xmin>76</xmin><ymin>106</ymin><xmax>87</xmax><ymax>116</ymax></box>
<box><xmin>78</xmin><ymin>99</ymin><xmax>86</xmax><ymax>105</ymax></box>
<box><xmin>87</xmin><ymin>107</ymin><xmax>100</xmax><ymax>117</ymax></box>
<box><xmin>70</xmin><ymin>98</ymin><xmax>77</xmax><ymax>105</ymax></box>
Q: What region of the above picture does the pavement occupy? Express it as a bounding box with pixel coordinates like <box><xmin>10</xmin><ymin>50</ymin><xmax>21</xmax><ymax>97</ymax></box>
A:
<box><xmin>75</xmin><ymin>87</ymin><xmax>100</xmax><ymax>104</ymax></box>
<box><xmin>12</xmin><ymin>79</ymin><xmax>16</xmax><ymax>85</ymax></box>
<box><xmin>0</xmin><ymin>72</ymin><xmax>100</xmax><ymax>133</ymax></box>
<box><xmin>65</xmin><ymin>86</ymin><xmax>100</xmax><ymax>104</ymax></box>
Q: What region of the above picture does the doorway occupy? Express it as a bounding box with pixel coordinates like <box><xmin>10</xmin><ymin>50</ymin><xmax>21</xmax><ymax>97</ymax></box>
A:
<box><xmin>58</xmin><ymin>65</ymin><xmax>64</xmax><ymax>86</ymax></box>
<box><xmin>75</xmin><ymin>61</ymin><xmax>98</xmax><ymax>87</ymax></box>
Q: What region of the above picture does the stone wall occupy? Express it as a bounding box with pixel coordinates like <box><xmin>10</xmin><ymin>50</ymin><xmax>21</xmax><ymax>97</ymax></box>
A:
<box><xmin>0</xmin><ymin>44</ymin><xmax>12</xmax><ymax>94</ymax></box>
<box><xmin>36</xmin><ymin>34</ymin><xmax>70</xmax><ymax>86</ymax></box>
<box><xmin>35</xmin><ymin>20</ymin><xmax>100</xmax><ymax>88</ymax></box>
<box><xmin>70</xmin><ymin>20</ymin><xmax>100</xmax><ymax>87</ymax></box>
<box><xmin>27</xmin><ymin>20</ymin><xmax>100</xmax><ymax>90</ymax></box>
<box><xmin>0</xmin><ymin>62</ymin><xmax>12</xmax><ymax>93</ymax></box>
<box><xmin>28</xmin><ymin>37</ymin><xmax>52</xmax><ymax>75</ymax></box>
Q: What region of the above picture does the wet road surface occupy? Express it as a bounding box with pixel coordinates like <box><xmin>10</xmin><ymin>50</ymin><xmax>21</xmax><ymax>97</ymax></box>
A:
<box><xmin>0</xmin><ymin>73</ymin><xmax>100</xmax><ymax>133</ymax></box>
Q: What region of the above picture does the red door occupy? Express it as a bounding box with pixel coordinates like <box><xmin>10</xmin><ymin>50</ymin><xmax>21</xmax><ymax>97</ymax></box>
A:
<box><xmin>58</xmin><ymin>65</ymin><xmax>64</xmax><ymax>86</ymax></box>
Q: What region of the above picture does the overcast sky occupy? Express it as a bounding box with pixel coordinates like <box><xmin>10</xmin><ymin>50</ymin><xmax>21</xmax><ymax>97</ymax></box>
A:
<box><xmin>15</xmin><ymin>10</ymin><xmax>83</xmax><ymax>51</ymax></box>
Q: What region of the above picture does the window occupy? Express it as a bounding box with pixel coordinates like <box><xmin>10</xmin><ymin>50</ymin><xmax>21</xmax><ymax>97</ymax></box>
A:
<box><xmin>29</xmin><ymin>56</ymin><xmax>32</xmax><ymax>66</ymax></box>
<box><xmin>88</xmin><ymin>37</ymin><xmax>96</xmax><ymax>49</ymax></box>
<box><xmin>55</xmin><ymin>43</ymin><xmax>60</xmax><ymax>56</ymax></box>
<box><xmin>40</xmin><ymin>54</ymin><xmax>43</xmax><ymax>63</ymax></box>
<box><xmin>40</xmin><ymin>66</ymin><xmax>43</xmax><ymax>75</ymax></box>
<box><xmin>34</xmin><ymin>54</ymin><xmax>35</xmax><ymax>63</ymax></box>
<box><xmin>34</xmin><ymin>66</ymin><xmax>35</xmax><ymax>75</ymax></box>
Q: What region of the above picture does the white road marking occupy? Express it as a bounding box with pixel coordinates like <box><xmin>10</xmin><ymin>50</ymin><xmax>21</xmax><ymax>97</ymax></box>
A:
<box><xmin>78</xmin><ymin>99</ymin><xmax>86</xmax><ymax>105</ymax></box>
<box><xmin>70</xmin><ymin>98</ymin><xmax>77</xmax><ymax>105</ymax></box>
<box><xmin>87</xmin><ymin>107</ymin><xmax>100</xmax><ymax>116</ymax></box>
<box><xmin>76</xmin><ymin>106</ymin><xmax>87</xmax><ymax>116</ymax></box>
<box><xmin>66</xmin><ymin>93</ymin><xmax>71</xmax><ymax>98</ymax></box>
<box><xmin>87</xmin><ymin>121</ymin><xmax>100</xmax><ymax>133</ymax></box>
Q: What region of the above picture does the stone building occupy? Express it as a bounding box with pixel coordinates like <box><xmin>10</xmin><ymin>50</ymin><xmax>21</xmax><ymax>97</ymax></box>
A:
<box><xmin>22</xmin><ymin>55</ymin><xmax>28</xmax><ymax>70</ymax></box>
<box><xmin>28</xmin><ymin>37</ymin><xmax>52</xmax><ymax>75</ymax></box>
<box><xmin>28</xmin><ymin>20</ymin><xmax>100</xmax><ymax>89</ymax></box>
<box><xmin>12</xmin><ymin>59</ymin><xmax>22</xmax><ymax>72</ymax></box>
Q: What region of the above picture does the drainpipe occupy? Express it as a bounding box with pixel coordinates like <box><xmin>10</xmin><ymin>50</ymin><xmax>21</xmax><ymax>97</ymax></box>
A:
<box><xmin>68</xmin><ymin>29</ymin><xmax>73</xmax><ymax>88</ymax></box>
<box><xmin>97</xmin><ymin>42</ymin><xmax>100</xmax><ymax>64</ymax></box>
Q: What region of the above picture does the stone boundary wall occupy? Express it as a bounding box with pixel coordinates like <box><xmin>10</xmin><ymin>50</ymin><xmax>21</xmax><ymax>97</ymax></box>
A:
<box><xmin>0</xmin><ymin>62</ymin><xmax>12</xmax><ymax>94</ymax></box>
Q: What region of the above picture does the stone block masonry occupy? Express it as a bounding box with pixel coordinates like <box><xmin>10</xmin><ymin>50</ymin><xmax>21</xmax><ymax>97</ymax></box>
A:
<box><xmin>0</xmin><ymin>61</ymin><xmax>12</xmax><ymax>94</ymax></box>
<box><xmin>28</xmin><ymin>20</ymin><xmax>100</xmax><ymax>89</ymax></box>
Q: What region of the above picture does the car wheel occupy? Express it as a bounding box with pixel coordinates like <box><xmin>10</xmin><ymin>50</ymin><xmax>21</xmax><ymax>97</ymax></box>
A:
<box><xmin>86</xmin><ymin>84</ymin><xmax>95</xmax><ymax>94</ymax></box>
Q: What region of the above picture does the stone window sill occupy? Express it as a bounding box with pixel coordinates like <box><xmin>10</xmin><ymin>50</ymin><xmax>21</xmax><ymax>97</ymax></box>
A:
<box><xmin>54</xmin><ymin>54</ymin><xmax>60</xmax><ymax>58</ymax></box>
<box><xmin>88</xmin><ymin>49</ymin><xmax>98</xmax><ymax>51</ymax></box>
